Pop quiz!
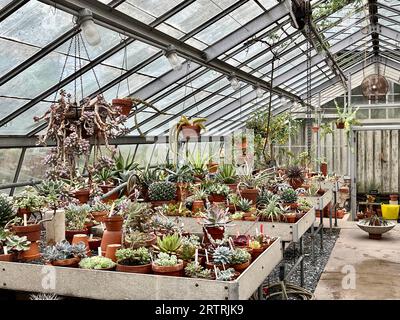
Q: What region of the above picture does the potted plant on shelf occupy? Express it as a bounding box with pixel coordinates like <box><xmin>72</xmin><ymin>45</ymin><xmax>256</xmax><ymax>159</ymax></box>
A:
<box><xmin>115</xmin><ymin>247</ymin><xmax>152</xmax><ymax>274</ymax></box>
<box><xmin>125</xmin><ymin>230</ymin><xmax>157</xmax><ymax>249</ymax></box>
<box><xmin>201</xmin><ymin>203</ymin><xmax>231</xmax><ymax>244</ymax></box>
<box><xmin>215</xmin><ymin>164</ymin><xmax>238</xmax><ymax>192</ymax></box>
<box><xmin>166</xmin><ymin>164</ymin><xmax>194</xmax><ymax>201</ymax></box>
<box><xmin>231</xmin><ymin>248</ymin><xmax>252</xmax><ymax>272</ymax></box>
<box><xmin>280</xmin><ymin>188</ymin><xmax>298</xmax><ymax>210</ymax></box>
<box><xmin>151</xmin><ymin>252</ymin><xmax>184</xmax><ymax>276</ymax></box>
<box><xmin>42</xmin><ymin>240</ymin><xmax>87</xmax><ymax>267</ymax></box>
<box><xmin>297</xmin><ymin>198</ymin><xmax>312</xmax><ymax>220</ymax></box>
<box><xmin>205</xmin><ymin>246</ymin><xmax>233</xmax><ymax>270</ymax></box>
<box><xmin>227</xmin><ymin>193</ymin><xmax>240</xmax><ymax>213</ymax></box>
<box><xmin>111</xmin><ymin>97</ymin><xmax>133</xmax><ymax>116</ymax></box>
<box><xmin>258</xmin><ymin>199</ymin><xmax>283</xmax><ymax>222</ymax></box>
<box><xmin>94</xmin><ymin>168</ymin><xmax>118</xmax><ymax>202</ymax></box>
<box><xmin>184</xmin><ymin>261</ymin><xmax>213</xmax><ymax>279</ymax></box>
<box><xmin>236</xmin><ymin>198</ymin><xmax>257</xmax><ymax>220</ymax></box>
<box><xmin>64</xmin><ymin>204</ymin><xmax>90</xmax><ymax>242</ymax></box>
<box><xmin>335</xmin><ymin>100</ymin><xmax>360</xmax><ymax>130</ymax></box>
<box><xmin>256</xmin><ymin>189</ymin><xmax>277</xmax><ymax>209</ymax></box>
<box><xmin>0</xmin><ymin>194</ymin><xmax>16</xmax><ymax>229</ymax></box>
<box><xmin>215</xmin><ymin>267</ymin><xmax>239</xmax><ymax>281</ymax></box>
<box><xmin>148</xmin><ymin>181</ymin><xmax>177</xmax><ymax>208</ymax></box>
<box><xmin>207</xmin><ymin>158</ymin><xmax>219</xmax><ymax>174</ymax></box>
<box><xmin>90</xmin><ymin>200</ymin><xmax>110</xmax><ymax>223</ymax></box>
<box><xmin>285</xmin><ymin>165</ymin><xmax>305</xmax><ymax>190</ymax></box>
<box><xmin>206</xmin><ymin>183</ymin><xmax>230</xmax><ymax>203</ymax></box>
<box><xmin>178</xmin><ymin>235</ymin><xmax>201</xmax><ymax>267</ymax></box>
<box><xmin>79</xmin><ymin>255</ymin><xmax>116</xmax><ymax>271</ymax></box>
<box><xmin>190</xmin><ymin>186</ymin><xmax>208</xmax><ymax>214</ymax></box>
<box><xmin>173</xmin><ymin>115</ymin><xmax>207</xmax><ymax>140</ymax></box>
<box><xmin>153</xmin><ymin>233</ymin><xmax>182</xmax><ymax>256</ymax></box>
<box><xmin>0</xmin><ymin>229</ymin><xmax>30</xmax><ymax>262</ymax></box>
<box><xmin>13</xmin><ymin>186</ymin><xmax>46</xmax><ymax>219</ymax></box>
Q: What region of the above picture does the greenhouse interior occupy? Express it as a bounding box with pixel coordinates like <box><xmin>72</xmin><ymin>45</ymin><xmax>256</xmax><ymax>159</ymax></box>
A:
<box><xmin>0</xmin><ymin>0</ymin><xmax>399</xmax><ymax>303</ymax></box>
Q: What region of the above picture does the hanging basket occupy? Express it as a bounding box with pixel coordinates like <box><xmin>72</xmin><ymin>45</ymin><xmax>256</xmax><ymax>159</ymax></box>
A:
<box><xmin>336</xmin><ymin>121</ymin><xmax>345</xmax><ymax>129</ymax></box>
<box><xmin>112</xmin><ymin>98</ymin><xmax>133</xmax><ymax>116</ymax></box>
<box><xmin>180</xmin><ymin>125</ymin><xmax>201</xmax><ymax>139</ymax></box>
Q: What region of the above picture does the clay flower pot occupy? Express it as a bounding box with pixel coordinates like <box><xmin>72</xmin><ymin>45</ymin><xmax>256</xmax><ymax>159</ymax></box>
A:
<box><xmin>203</xmin><ymin>226</ymin><xmax>225</xmax><ymax>244</ymax></box>
<box><xmin>112</xmin><ymin>98</ymin><xmax>133</xmax><ymax>116</ymax></box>
<box><xmin>207</xmin><ymin>162</ymin><xmax>218</xmax><ymax>174</ymax></box>
<box><xmin>251</xmin><ymin>246</ymin><xmax>268</xmax><ymax>260</ymax></box>
<box><xmin>72</xmin><ymin>234</ymin><xmax>91</xmax><ymax>256</ymax></box>
<box><xmin>285</xmin><ymin>213</ymin><xmax>297</xmax><ymax>223</ymax></box>
<box><xmin>176</xmin><ymin>183</ymin><xmax>189</xmax><ymax>202</ymax></box>
<box><xmin>19</xmin><ymin>241</ymin><xmax>41</xmax><ymax>262</ymax></box>
<box><xmin>240</xmin><ymin>188</ymin><xmax>258</xmax><ymax>204</ymax></box>
<box><xmin>100</xmin><ymin>184</ymin><xmax>119</xmax><ymax>202</ymax></box>
<box><xmin>91</xmin><ymin>211</ymin><xmax>108</xmax><ymax>223</ymax></box>
<box><xmin>243</xmin><ymin>215</ymin><xmax>257</xmax><ymax>221</ymax></box>
<box><xmin>226</xmin><ymin>183</ymin><xmax>238</xmax><ymax>193</ymax></box>
<box><xmin>105</xmin><ymin>244</ymin><xmax>121</xmax><ymax>262</ymax></box>
<box><xmin>152</xmin><ymin>261</ymin><xmax>184</xmax><ymax>277</ymax></box>
<box><xmin>0</xmin><ymin>253</ymin><xmax>16</xmax><ymax>262</ymax></box>
<box><xmin>74</xmin><ymin>189</ymin><xmax>90</xmax><ymax>204</ymax></box>
<box><xmin>233</xmin><ymin>260</ymin><xmax>251</xmax><ymax>272</ymax></box>
<box><xmin>336</xmin><ymin>121</ymin><xmax>345</xmax><ymax>129</ymax></box>
<box><xmin>192</xmin><ymin>200</ymin><xmax>205</xmax><ymax>214</ymax></box>
<box><xmin>116</xmin><ymin>263</ymin><xmax>152</xmax><ymax>274</ymax></box>
<box><xmin>336</xmin><ymin>209</ymin><xmax>345</xmax><ymax>219</ymax></box>
<box><xmin>126</xmin><ymin>233</ymin><xmax>157</xmax><ymax>249</ymax></box>
<box><xmin>17</xmin><ymin>207</ymin><xmax>32</xmax><ymax>219</ymax></box>
<box><xmin>12</xmin><ymin>223</ymin><xmax>41</xmax><ymax>242</ymax></box>
<box><xmin>320</xmin><ymin>163</ymin><xmax>328</xmax><ymax>176</ymax></box>
<box><xmin>208</xmin><ymin>194</ymin><xmax>226</xmax><ymax>203</ymax></box>
<box><xmin>65</xmin><ymin>229</ymin><xmax>88</xmax><ymax>244</ymax></box>
<box><xmin>88</xmin><ymin>237</ymin><xmax>102</xmax><ymax>251</ymax></box>
<box><xmin>103</xmin><ymin>216</ymin><xmax>124</xmax><ymax>232</ymax></box>
<box><xmin>52</xmin><ymin>257</ymin><xmax>80</xmax><ymax>268</ymax></box>
<box><xmin>181</xmin><ymin>125</ymin><xmax>201</xmax><ymax>139</ymax></box>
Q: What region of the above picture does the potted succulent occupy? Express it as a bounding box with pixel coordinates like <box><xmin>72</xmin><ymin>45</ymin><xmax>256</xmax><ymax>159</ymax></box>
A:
<box><xmin>151</xmin><ymin>252</ymin><xmax>184</xmax><ymax>276</ymax></box>
<box><xmin>70</xmin><ymin>180</ymin><xmax>91</xmax><ymax>204</ymax></box>
<box><xmin>188</xmin><ymin>151</ymin><xmax>210</xmax><ymax>180</ymax></box>
<box><xmin>0</xmin><ymin>194</ymin><xmax>16</xmax><ymax>229</ymax></box>
<box><xmin>230</xmin><ymin>212</ymin><xmax>244</xmax><ymax>221</ymax></box>
<box><xmin>205</xmin><ymin>246</ymin><xmax>233</xmax><ymax>270</ymax></box>
<box><xmin>153</xmin><ymin>233</ymin><xmax>182</xmax><ymax>255</ymax></box>
<box><xmin>79</xmin><ymin>256</ymin><xmax>116</xmax><ymax>270</ymax></box>
<box><xmin>231</xmin><ymin>248</ymin><xmax>252</xmax><ymax>272</ymax></box>
<box><xmin>190</xmin><ymin>187</ymin><xmax>208</xmax><ymax>213</ymax></box>
<box><xmin>166</xmin><ymin>164</ymin><xmax>194</xmax><ymax>201</ymax></box>
<box><xmin>280</xmin><ymin>188</ymin><xmax>298</xmax><ymax>210</ymax></box>
<box><xmin>112</xmin><ymin>97</ymin><xmax>133</xmax><ymax>116</ymax></box>
<box><xmin>297</xmin><ymin>198</ymin><xmax>312</xmax><ymax>220</ymax></box>
<box><xmin>227</xmin><ymin>193</ymin><xmax>240</xmax><ymax>213</ymax></box>
<box><xmin>125</xmin><ymin>230</ymin><xmax>157</xmax><ymax>249</ymax></box>
<box><xmin>236</xmin><ymin>198</ymin><xmax>256</xmax><ymax>219</ymax></box>
<box><xmin>89</xmin><ymin>200</ymin><xmax>110</xmax><ymax>223</ymax></box>
<box><xmin>215</xmin><ymin>267</ymin><xmax>240</xmax><ymax>281</ymax></box>
<box><xmin>256</xmin><ymin>190</ymin><xmax>278</xmax><ymax>209</ymax></box>
<box><xmin>115</xmin><ymin>247</ymin><xmax>152</xmax><ymax>274</ymax></box>
<box><xmin>285</xmin><ymin>166</ymin><xmax>305</xmax><ymax>190</ymax></box>
<box><xmin>64</xmin><ymin>204</ymin><xmax>90</xmax><ymax>242</ymax></box>
<box><xmin>42</xmin><ymin>240</ymin><xmax>87</xmax><ymax>267</ymax></box>
<box><xmin>201</xmin><ymin>203</ymin><xmax>231</xmax><ymax>244</ymax></box>
<box><xmin>94</xmin><ymin>168</ymin><xmax>118</xmax><ymax>202</ymax></box>
<box><xmin>13</xmin><ymin>186</ymin><xmax>46</xmax><ymax>219</ymax></box>
<box><xmin>335</xmin><ymin>100</ymin><xmax>360</xmax><ymax>130</ymax></box>
<box><xmin>248</xmin><ymin>236</ymin><xmax>272</xmax><ymax>260</ymax></box>
<box><xmin>258</xmin><ymin>199</ymin><xmax>283</xmax><ymax>222</ymax></box>
<box><xmin>184</xmin><ymin>261</ymin><xmax>213</xmax><ymax>279</ymax></box>
<box><xmin>238</xmin><ymin>163</ymin><xmax>273</xmax><ymax>204</ymax></box>
<box><xmin>148</xmin><ymin>181</ymin><xmax>177</xmax><ymax>208</ymax></box>
<box><xmin>215</xmin><ymin>164</ymin><xmax>238</xmax><ymax>192</ymax></box>
<box><xmin>206</xmin><ymin>183</ymin><xmax>230</xmax><ymax>203</ymax></box>
<box><xmin>100</xmin><ymin>206</ymin><xmax>124</xmax><ymax>255</ymax></box>
<box><xmin>173</xmin><ymin>115</ymin><xmax>207</xmax><ymax>140</ymax></box>
<box><xmin>178</xmin><ymin>234</ymin><xmax>201</xmax><ymax>267</ymax></box>
<box><xmin>0</xmin><ymin>229</ymin><xmax>30</xmax><ymax>262</ymax></box>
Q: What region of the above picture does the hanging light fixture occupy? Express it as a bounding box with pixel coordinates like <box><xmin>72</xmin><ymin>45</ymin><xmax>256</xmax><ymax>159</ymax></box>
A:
<box><xmin>165</xmin><ymin>45</ymin><xmax>182</xmax><ymax>71</ymax></box>
<box><xmin>228</xmin><ymin>72</ymin><xmax>241</xmax><ymax>90</ymax></box>
<box><xmin>253</xmin><ymin>83</ymin><xmax>264</xmax><ymax>98</ymax></box>
<box><xmin>78</xmin><ymin>9</ymin><xmax>101</xmax><ymax>46</ymax></box>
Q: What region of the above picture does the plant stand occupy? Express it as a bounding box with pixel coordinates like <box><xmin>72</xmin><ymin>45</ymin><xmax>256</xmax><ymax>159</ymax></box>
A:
<box><xmin>0</xmin><ymin>238</ymin><xmax>282</xmax><ymax>300</ymax></box>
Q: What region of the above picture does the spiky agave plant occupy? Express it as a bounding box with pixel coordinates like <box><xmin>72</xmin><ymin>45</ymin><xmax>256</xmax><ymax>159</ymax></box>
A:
<box><xmin>0</xmin><ymin>194</ymin><xmax>15</xmax><ymax>228</ymax></box>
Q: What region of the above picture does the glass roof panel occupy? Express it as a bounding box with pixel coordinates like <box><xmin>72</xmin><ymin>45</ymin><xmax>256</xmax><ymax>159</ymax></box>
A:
<box><xmin>0</xmin><ymin>0</ymin><xmax>13</xmax><ymax>9</ymax></box>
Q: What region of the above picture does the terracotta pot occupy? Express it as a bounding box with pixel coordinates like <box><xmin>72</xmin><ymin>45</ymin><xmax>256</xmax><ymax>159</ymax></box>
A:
<box><xmin>181</xmin><ymin>125</ymin><xmax>201</xmax><ymax>139</ymax></box>
<box><xmin>207</xmin><ymin>162</ymin><xmax>218</xmax><ymax>174</ymax></box>
<box><xmin>240</xmin><ymin>188</ymin><xmax>258</xmax><ymax>204</ymax></box>
<box><xmin>91</xmin><ymin>211</ymin><xmax>108</xmax><ymax>223</ymax></box>
<box><xmin>289</xmin><ymin>179</ymin><xmax>304</xmax><ymax>190</ymax></box>
<box><xmin>52</xmin><ymin>257</ymin><xmax>80</xmax><ymax>268</ymax></box>
<box><xmin>0</xmin><ymin>253</ymin><xmax>16</xmax><ymax>262</ymax></box>
<box><xmin>285</xmin><ymin>214</ymin><xmax>297</xmax><ymax>223</ymax></box>
<box><xmin>320</xmin><ymin>163</ymin><xmax>328</xmax><ymax>176</ymax></box>
<box><xmin>312</xmin><ymin>126</ymin><xmax>319</xmax><ymax>133</ymax></box>
<box><xmin>112</xmin><ymin>98</ymin><xmax>133</xmax><ymax>116</ymax></box>
<box><xmin>243</xmin><ymin>215</ymin><xmax>257</xmax><ymax>221</ymax></box>
<box><xmin>192</xmin><ymin>200</ymin><xmax>205</xmax><ymax>214</ymax></box>
<box><xmin>88</xmin><ymin>237</ymin><xmax>102</xmax><ymax>251</ymax></box>
<box><xmin>151</xmin><ymin>200</ymin><xmax>176</xmax><ymax>208</ymax></box>
<box><xmin>101</xmin><ymin>230</ymin><xmax>122</xmax><ymax>255</ymax></box>
<box><xmin>176</xmin><ymin>183</ymin><xmax>189</xmax><ymax>202</ymax></box>
<box><xmin>152</xmin><ymin>261</ymin><xmax>184</xmax><ymax>277</ymax></box>
<box><xmin>17</xmin><ymin>207</ymin><xmax>32</xmax><ymax>219</ymax></box>
<box><xmin>226</xmin><ymin>183</ymin><xmax>238</xmax><ymax>193</ymax></box>
<box><xmin>389</xmin><ymin>194</ymin><xmax>398</xmax><ymax>201</ymax></box>
<box><xmin>251</xmin><ymin>246</ymin><xmax>267</xmax><ymax>260</ymax></box>
<box><xmin>18</xmin><ymin>241</ymin><xmax>41</xmax><ymax>261</ymax></box>
<box><xmin>116</xmin><ymin>263</ymin><xmax>152</xmax><ymax>274</ymax></box>
<box><xmin>203</xmin><ymin>226</ymin><xmax>225</xmax><ymax>244</ymax></box>
<box><xmin>100</xmin><ymin>184</ymin><xmax>119</xmax><ymax>202</ymax></box>
<box><xmin>12</xmin><ymin>223</ymin><xmax>41</xmax><ymax>242</ymax></box>
<box><xmin>209</xmin><ymin>194</ymin><xmax>226</xmax><ymax>203</ymax></box>
<box><xmin>105</xmin><ymin>244</ymin><xmax>121</xmax><ymax>262</ymax></box>
<box><xmin>72</xmin><ymin>234</ymin><xmax>91</xmax><ymax>256</ymax></box>
<box><xmin>104</xmin><ymin>216</ymin><xmax>123</xmax><ymax>232</ymax></box>
<box><xmin>228</xmin><ymin>204</ymin><xmax>236</xmax><ymax>213</ymax></box>
<box><xmin>233</xmin><ymin>260</ymin><xmax>251</xmax><ymax>272</ymax></box>
<box><xmin>65</xmin><ymin>229</ymin><xmax>88</xmax><ymax>244</ymax></box>
<box><xmin>336</xmin><ymin>209</ymin><xmax>345</xmax><ymax>219</ymax></box>
<box><xmin>336</xmin><ymin>121</ymin><xmax>345</xmax><ymax>129</ymax></box>
<box><xmin>74</xmin><ymin>189</ymin><xmax>90</xmax><ymax>204</ymax></box>
<box><xmin>194</xmin><ymin>174</ymin><xmax>205</xmax><ymax>182</ymax></box>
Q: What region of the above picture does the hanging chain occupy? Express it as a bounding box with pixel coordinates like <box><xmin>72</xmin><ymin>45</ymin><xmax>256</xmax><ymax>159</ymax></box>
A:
<box><xmin>80</xmin><ymin>33</ymin><xmax>102</xmax><ymax>95</ymax></box>
<box><xmin>77</xmin><ymin>35</ymin><xmax>84</xmax><ymax>101</ymax></box>
<box><xmin>116</xmin><ymin>36</ymin><xmax>130</xmax><ymax>98</ymax></box>
<box><xmin>306</xmin><ymin>0</ymin><xmax>312</xmax><ymax>157</ymax></box>
<box><xmin>74</xmin><ymin>35</ymin><xmax>77</xmax><ymax>103</ymax></box>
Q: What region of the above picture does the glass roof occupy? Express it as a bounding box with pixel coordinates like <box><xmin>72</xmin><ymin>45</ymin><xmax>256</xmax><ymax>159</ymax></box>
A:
<box><xmin>0</xmin><ymin>0</ymin><xmax>399</xmax><ymax>138</ymax></box>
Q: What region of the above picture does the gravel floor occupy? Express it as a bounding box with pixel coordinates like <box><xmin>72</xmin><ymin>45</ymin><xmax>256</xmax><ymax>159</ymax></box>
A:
<box><xmin>264</xmin><ymin>227</ymin><xmax>340</xmax><ymax>297</ymax></box>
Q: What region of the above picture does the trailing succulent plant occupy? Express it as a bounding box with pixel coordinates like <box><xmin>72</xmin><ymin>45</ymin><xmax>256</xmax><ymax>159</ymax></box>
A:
<box><xmin>280</xmin><ymin>188</ymin><xmax>298</xmax><ymax>204</ymax></box>
<box><xmin>0</xmin><ymin>194</ymin><xmax>15</xmax><ymax>228</ymax></box>
<box><xmin>237</xmin><ymin>198</ymin><xmax>252</xmax><ymax>212</ymax></box>
<box><xmin>115</xmin><ymin>247</ymin><xmax>151</xmax><ymax>266</ymax></box>
<box><xmin>64</xmin><ymin>204</ymin><xmax>90</xmax><ymax>231</ymax></box>
<box><xmin>185</xmin><ymin>261</ymin><xmax>212</xmax><ymax>279</ymax></box>
<box><xmin>13</xmin><ymin>186</ymin><xmax>46</xmax><ymax>212</ymax></box>
<box><xmin>231</xmin><ymin>248</ymin><xmax>251</xmax><ymax>265</ymax></box>
<box><xmin>148</xmin><ymin>181</ymin><xmax>177</xmax><ymax>201</ymax></box>
<box><xmin>79</xmin><ymin>256</ymin><xmax>116</xmax><ymax>269</ymax></box>
<box><xmin>215</xmin><ymin>267</ymin><xmax>236</xmax><ymax>281</ymax></box>
<box><xmin>121</xmin><ymin>199</ymin><xmax>153</xmax><ymax>232</ymax></box>
<box><xmin>212</xmin><ymin>246</ymin><xmax>233</xmax><ymax>265</ymax></box>
<box><xmin>42</xmin><ymin>240</ymin><xmax>87</xmax><ymax>262</ymax></box>
<box><xmin>125</xmin><ymin>230</ymin><xmax>154</xmax><ymax>248</ymax></box>
<box><xmin>153</xmin><ymin>252</ymin><xmax>181</xmax><ymax>267</ymax></box>
<box><xmin>155</xmin><ymin>233</ymin><xmax>182</xmax><ymax>255</ymax></box>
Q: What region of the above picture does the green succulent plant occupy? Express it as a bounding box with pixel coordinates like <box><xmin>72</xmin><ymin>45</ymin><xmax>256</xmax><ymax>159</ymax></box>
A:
<box><xmin>185</xmin><ymin>261</ymin><xmax>212</xmax><ymax>279</ymax></box>
<box><xmin>42</xmin><ymin>240</ymin><xmax>87</xmax><ymax>261</ymax></box>
<box><xmin>230</xmin><ymin>212</ymin><xmax>244</xmax><ymax>220</ymax></box>
<box><xmin>201</xmin><ymin>203</ymin><xmax>230</xmax><ymax>227</ymax></box>
<box><xmin>206</xmin><ymin>183</ymin><xmax>230</xmax><ymax>196</ymax></box>
<box><xmin>256</xmin><ymin>189</ymin><xmax>278</xmax><ymax>208</ymax></box>
<box><xmin>115</xmin><ymin>247</ymin><xmax>151</xmax><ymax>266</ymax></box>
<box><xmin>215</xmin><ymin>164</ymin><xmax>237</xmax><ymax>184</ymax></box>
<box><xmin>125</xmin><ymin>231</ymin><xmax>154</xmax><ymax>249</ymax></box>
<box><xmin>0</xmin><ymin>194</ymin><xmax>15</xmax><ymax>228</ymax></box>
<box><xmin>231</xmin><ymin>248</ymin><xmax>251</xmax><ymax>264</ymax></box>
<box><xmin>6</xmin><ymin>235</ymin><xmax>30</xmax><ymax>252</ymax></box>
<box><xmin>212</xmin><ymin>246</ymin><xmax>233</xmax><ymax>265</ymax></box>
<box><xmin>148</xmin><ymin>181</ymin><xmax>177</xmax><ymax>201</ymax></box>
<box><xmin>153</xmin><ymin>252</ymin><xmax>181</xmax><ymax>266</ymax></box>
<box><xmin>215</xmin><ymin>267</ymin><xmax>236</xmax><ymax>281</ymax></box>
<box><xmin>155</xmin><ymin>233</ymin><xmax>182</xmax><ymax>254</ymax></box>
<box><xmin>79</xmin><ymin>256</ymin><xmax>116</xmax><ymax>270</ymax></box>
<box><xmin>280</xmin><ymin>188</ymin><xmax>298</xmax><ymax>204</ymax></box>
<box><xmin>237</xmin><ymin>198</ymin><xmax>252</xmax><ymax>212</ymax></box>
<box><xmin>13</xmin><ymin>186</ymin><xmax>46</xmax><ymax>212</ymax></box>
<box><xmin>64</xmin><ymin>204</ymin><xmax>90</xmax><ymax>231</ymax></box>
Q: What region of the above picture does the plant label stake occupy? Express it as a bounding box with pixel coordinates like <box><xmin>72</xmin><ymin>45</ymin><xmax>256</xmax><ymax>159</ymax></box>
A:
<box><xmin>228</xmin><ymin>237</ymin><xmax>234</xmax><ymax>250</ymax></box>
<box><xmin>3</xmin><ymin>246</ymin><xmax>8</xmax><ymax>255</ymax></box>
<box><xmin>214</xmin><ymin>265</ymin><xmax>218</xmax><ymax>279</ymax></box>
<box><xmin>205</xmin><ymin>249</ymin><xmax>209</xmax><ymax>263</ymax></box>
<box><xmin>23</xmin><ymin>214</ymin><xmax>27</xmax><ymax>226</ymax></box>
<box><xmin>108</xmin><ymin>202</ymin><xmax>115</xmax><ymax>217</ymax></box>
<box><xmin>195</xmin><ymin>248</ymin><xmax>198</xmax><ymax>266</ymax></box>
<box><xmin>255</xmin><ymin>228</ymin><xmax>259</xmax><ymax>236</ymax></box>
<box><xmin>101</xmin><ymin>222</ymin><xmax>105</xmax><ymax>231</ymax></box>
<box><xmin>89</xmin><ymin>234</ymin><xmax>93</xmax><ymax>240</ymax></box>
<box><xmin>260</xmin><ymin>224</ymin><xmax>264</xmax><ymax>234</ymax></box>
<box><xmin>98</xmin><ymin>247</ymin><xmax>102</xmax><ymax>256</ymax></box>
